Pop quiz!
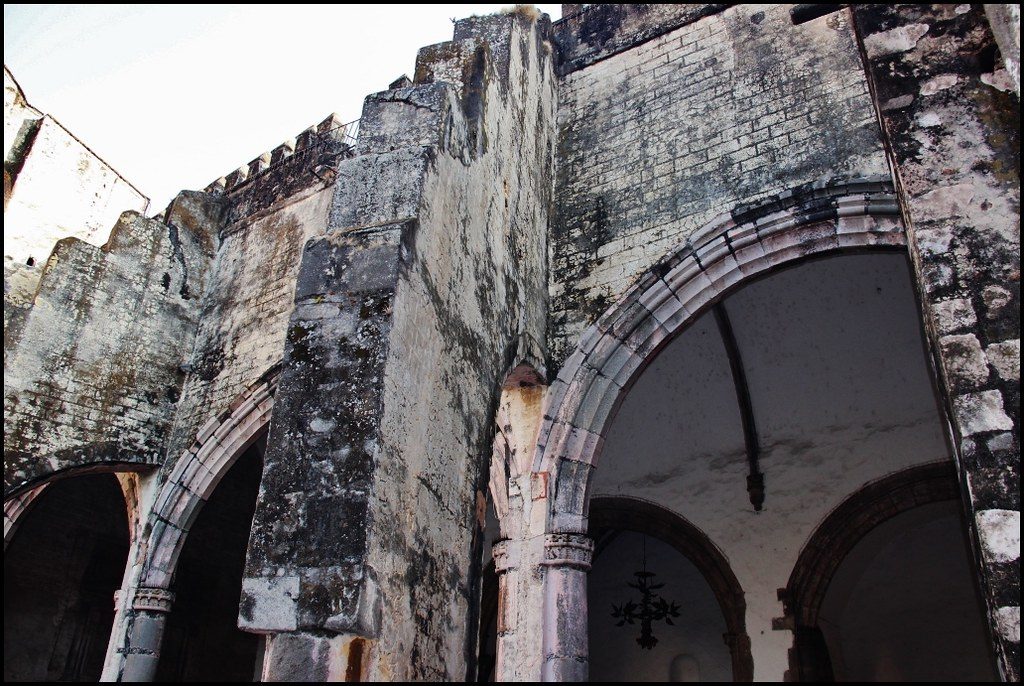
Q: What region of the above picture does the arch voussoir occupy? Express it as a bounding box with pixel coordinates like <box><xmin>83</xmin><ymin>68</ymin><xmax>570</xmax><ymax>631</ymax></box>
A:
<box><xmin>669</xmin><ymin>268</ymin><xmax>722</xmax><ymax>320</ymax></box>
<box><xmin>531</xmin><ymin>178</ymin><xmax>909</xmax><ymax>686</ymax></box>
<box><xmin>4</xmin><ymin>484</ymin><xmax>47</xmax><ymax>548</ymax></box>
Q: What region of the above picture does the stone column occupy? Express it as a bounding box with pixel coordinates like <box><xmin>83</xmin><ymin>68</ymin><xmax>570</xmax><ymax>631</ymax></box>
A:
<box><xmin>119</xmin><ymin>587</ymin><xmax>174</xmax><ymax>682</ymax></box>
<box><xmin>540</xmin><ymin>533</ymin><xmax>594</xmax><ymax>682</ymax></box>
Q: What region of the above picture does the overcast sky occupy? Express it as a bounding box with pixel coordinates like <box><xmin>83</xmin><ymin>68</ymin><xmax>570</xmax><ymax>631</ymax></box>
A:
<box><xmin>4</xmin><ymin>4</ymin><xmax>561</xmax><ymax>210</ymax></box>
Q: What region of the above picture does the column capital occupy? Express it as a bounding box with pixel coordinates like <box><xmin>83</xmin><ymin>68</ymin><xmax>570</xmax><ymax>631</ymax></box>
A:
<box><xmin>132</xmin><ymin>586</ymin><xmax>175</xmax><ymax>613</ymax></box>
<box><xmin>541</xmin><ymin>532</ymin><xmax>594</xmax><ymax>571</ymax></box>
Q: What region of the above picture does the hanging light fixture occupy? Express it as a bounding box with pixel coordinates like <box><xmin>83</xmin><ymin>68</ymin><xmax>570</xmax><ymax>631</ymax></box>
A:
<box><xmin>611</xmin><ymin>533</ymin><xmax>681</xmax><ymax>649</ymax></box>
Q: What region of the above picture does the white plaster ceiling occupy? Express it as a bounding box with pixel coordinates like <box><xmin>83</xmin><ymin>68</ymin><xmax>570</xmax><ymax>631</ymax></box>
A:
<box><xmin>593</xmin><ymin>252</ymin><xmax>949</xmax><ymax>515</ymax></box>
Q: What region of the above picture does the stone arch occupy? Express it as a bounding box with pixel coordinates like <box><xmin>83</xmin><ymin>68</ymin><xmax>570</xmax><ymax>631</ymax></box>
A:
<box><xmin>4</xmin><ymin>450</ymin><xmax>156</xmax><ymax>500</ymax></box>
<box><xmin>5</xmin><ymin>472</ymin><xmax>132</xmax><ymax>682</ymax></box>
<box><xmin>779</xmin><ymin>460</ymin><xmax>972</xmax><ymax>681</ymax></box>
<box><xmin>531</xmin><ymin>179</ymin><xmax>908</xmax><ymax>680</ymax></box>
<box><xmin>781</xmin><ymin>460</ymin><xmax>959</xmax><ymax>628</ymax></box>
<box><xmin>5</xmin><ymin>472</ymin><xmax>150</xmax><ymax>549</ymax></box>
<box><xmin>139</xmin><ymin>370</ymin><xmax>278</xmax><ymax>590</ymax></box>
<box><xmin>533</xmin><ymin>178</ymin><xmax>906</xmax><ymax>534</ymax></box>
<box><xmin>4</xmin><ymin>461</ymin><xmax>154</xmax><ymax>547</ymax></box>
<box><xmin>589</xmin><ymin>496</ymin><xmax>754</xmax><ymax>681</ymax></box>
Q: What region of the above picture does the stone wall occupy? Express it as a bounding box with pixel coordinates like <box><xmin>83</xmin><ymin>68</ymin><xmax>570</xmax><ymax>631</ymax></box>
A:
<box><xmin>159</xmin><ymin>121</ymin><xmax>350</xmax><ymax>471</ymax></box>
<box><xmin>852</xmin><ymin>4</ymin><xmax>1020</xmax><ymax>679</ymax></box>
<box><xmin>2</xmin><ymin>4</ymin><xmax>1019</xmax><ymax>683</ymax></box>
<box><xmin>3</xmin><ymin>65</ymin><xmax>40</xmax><ymax>168</ymax></box>
<box><xmin>555</xmin><ymin>3</ymin><xmax>727</xmax><ymax>74</ymax></box>
<box><xmin>4</xmin><ymin>66</ymin><xmax>150</xmax><ymax>354</ymax></box>
<box><xmin>369</xmin><ymin>15</ymin><xmax>554</xmax><ymax>679</ymax></box>
<box><xmin>549</xmin><ymin>4</ymin><xmax>889</xmax><ymax>366</ymax></box>
<box><xmin>3</xmin><ymin>193</ymin><xmax>220</xmax><ymax>496</ymax></box>
<box><xmin>4</xmin><ymin>116</ymin><xmax>150</xmax><ymax>266</ymax></box>
<box><xmin>242</xmin><ymin>10</ymin><xmax>555</xmax><ymax>681</ymax></box>
<box><xmin>92</xmin><ymin>119</ymin><xmax>356</xmax><ymax>683</ymax></box>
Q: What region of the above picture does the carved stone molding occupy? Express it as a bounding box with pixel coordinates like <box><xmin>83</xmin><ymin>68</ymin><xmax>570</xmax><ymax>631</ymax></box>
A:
<box><xmin>542</xmin><ymin>533</ymin><xmax>594</xmax><ymax>571</ymax></box>
<box><xmin>133</xmin><ymin>586</ymin><xmax>175</xmax><ymax>613</ymax></box>
<box><xmin>493</xmin><ymin>540</ymin><xmax>518</xmax><ymax>574</ymax></box>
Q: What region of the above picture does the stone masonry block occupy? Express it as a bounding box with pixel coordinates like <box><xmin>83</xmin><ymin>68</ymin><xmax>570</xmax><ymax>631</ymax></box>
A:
<box><xmin>239</xmin><ymin>576</ymin><xmax>301</xmax><ymax>632</ymax></box>
<box><xmin>953</xmin><ymin>390</ymin><xmax>1014</xmax><ymax>436</ymax></box>
<box><xmin>940</xmin><ymin>334</ymin><xmax>990</xmax><ymax>389</ymax></box>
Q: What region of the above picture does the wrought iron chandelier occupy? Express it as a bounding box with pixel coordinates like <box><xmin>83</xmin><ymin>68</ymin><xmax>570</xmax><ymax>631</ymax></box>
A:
<box><xmin>610</xmin><ymin>534</ymin><xmax>681</xmax><ymax>649</ymax></box>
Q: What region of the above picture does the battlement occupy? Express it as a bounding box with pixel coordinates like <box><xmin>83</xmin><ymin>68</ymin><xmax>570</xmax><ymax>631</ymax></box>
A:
<box><xmin>202</xmin><ymin>113</ymin><xmax>359</xmax><ymax>196</ymax></box>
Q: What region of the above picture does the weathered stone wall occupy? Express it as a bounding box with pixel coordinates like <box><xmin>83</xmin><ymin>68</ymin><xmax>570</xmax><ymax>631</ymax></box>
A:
<box><xmin>4</xmin><ymin>65</ymin><xmax>40</xmax><ymax>168</ymax></box>
<box><xmin>4</xmin><ymin>5</ymin><xmax>1019</xmax><ymax>683</ymax></box>
<box><xmin>242</xmin><ymin>11</ymin><xmax>555</xmax><ymax>681</ymax></box>
<box><xmin>549</xmin><ymin>4</ymin><xmax>889</xmax><ymax>366</ymax></box>
<box><xmin>369</xmin><ymin>15</ymin><xmax>554</xmax><ymax>679</ymax></box>
<box><xmin>554</xmin><ymin>3</ymin><xmax>728</xmax><ymax>74</ymax></box>
<box><xmin>4</xmin><ymin>66</ymin><xmax>150</xmax><ymax>355</ymax></box>
<box><xmin>984</xmin><ymin>4</ymin><xmax>1021</xmax><ymax>96</ymax></box>
<box><xmin>852</xmin><ymin>4</ymin><xmax>1020</xmax><ymax>679</ymax></box>
<box><xmin>3</xmin><ymin>193</ymin><xmax>220</xmax><ymax>496</ymax></box>
<box><xmin>4</xmin><ymin>116</ymin><xmax>150</xmax><ymax>266</ymax></box>
<box><xmin>95</xmin><ymin>122</ymin><xmax>354</xmax><ymax>683</ymax></box>
<box><xmin>159</xmin><ymin>124</ymin><xmax>349</xmax><ymax>470</ymax></box>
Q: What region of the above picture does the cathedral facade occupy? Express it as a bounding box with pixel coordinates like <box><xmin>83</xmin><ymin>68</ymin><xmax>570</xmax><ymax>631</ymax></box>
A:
<box><xmin>4</xmin><ymin>4</ymin><xmax>1020</xmax><ymax>682</ymax></box>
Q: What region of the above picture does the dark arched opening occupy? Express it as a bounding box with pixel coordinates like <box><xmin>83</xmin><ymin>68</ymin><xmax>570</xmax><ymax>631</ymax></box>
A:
<box><xmin>476</xmin><ymin>558</ymin><xmax>499</xmax><ymax>683</ymax></box>
<box><xmin>155</xmin><ymin>441</ymin><xmax>265</xmax><ymax>682</ymax></box>
<box><xmin>783</xmin><ymin>462</ymin><xmax>998</xmax><ymax>681</ymax></box>
<box><xmin>588</xmin><ymin>497</ymin><xmax>753</xmax><ymax>682</ymax></box>
<box><xmin>4</xmin><ymin>473</ymin><xmax>130</xmax><ymax>681</ymax></box>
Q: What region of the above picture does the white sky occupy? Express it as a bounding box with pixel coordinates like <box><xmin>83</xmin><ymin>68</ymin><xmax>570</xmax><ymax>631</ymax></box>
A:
<box><xmin>4</xmin><ymin>4</ymin><xmax>562</xmax><ymax>210</ymax></box>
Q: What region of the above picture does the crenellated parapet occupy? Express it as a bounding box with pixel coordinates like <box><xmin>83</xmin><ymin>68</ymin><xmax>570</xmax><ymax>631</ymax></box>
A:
<box><xmin>202</xmin><ymin>113</ymin><xmax>359</xmax><ymax>198</ymax></box>
<box><xmin>3</xmin><ymin>191</ymin><xmax>224</xmax><ymax>498</ymax></box>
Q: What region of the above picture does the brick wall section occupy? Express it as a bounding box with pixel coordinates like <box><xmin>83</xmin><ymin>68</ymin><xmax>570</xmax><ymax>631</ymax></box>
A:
<box><xmin>852</xmin><ymin>5</ymin><xmax>1020</xmax><ymax>679</ymax></box>
<box><xmin>553</xmin><ymin>4</ymin><xmax>728</xmax><ymax>74</ymax></box>
<box><xmin>549</xmin><ymin>4</ymin><xmax>890</xmax><ymax>367</ymax></box>
<box><xmin>3</xmin><ymin>192</ymin><xmax>220</xmax><ymax>496</ymax></box>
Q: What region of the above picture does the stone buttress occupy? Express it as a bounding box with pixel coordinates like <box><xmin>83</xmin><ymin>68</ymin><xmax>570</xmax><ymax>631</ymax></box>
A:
<box><xmin>239</xmin><ymin>11</ymin><xmax>557</xmax><ymax>681</ymax></box>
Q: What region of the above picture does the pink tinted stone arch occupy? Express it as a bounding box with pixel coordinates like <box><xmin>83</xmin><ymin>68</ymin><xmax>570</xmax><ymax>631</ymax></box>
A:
<box><xmin>139</xmin><ymin>370</ymin><xmax>278</xmax><ymax>590</ymax></box>
<box><xmin>4</xmin><ymin>484</ymin><xmax>46</xmax><ymax>548</ymax></box>
<box><xmin>5</xmin><ymin>463</ymin><xmax>153</xmax><ymax>548</ymax></box>
<box><xmin>533</xmin><ymin>178</ymin><xmax>907</xmax><ymax>535</ymax></box>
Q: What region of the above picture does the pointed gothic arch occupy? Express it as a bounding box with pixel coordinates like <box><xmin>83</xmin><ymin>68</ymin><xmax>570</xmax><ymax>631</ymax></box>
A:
<box><xmin>138</xmin><ymin>369</ymin><xmax>278</xmax><ymax>590</ymax></box>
